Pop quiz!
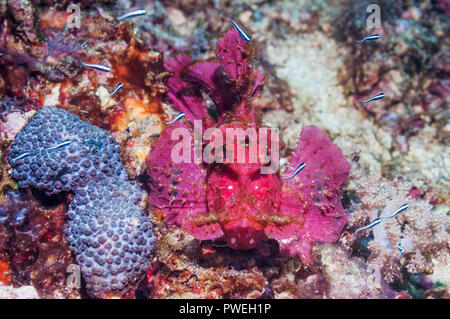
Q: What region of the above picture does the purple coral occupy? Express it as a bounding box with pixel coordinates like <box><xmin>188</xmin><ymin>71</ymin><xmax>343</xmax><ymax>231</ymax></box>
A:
<box><xmin>8</xmin><ymin>107</ymin><xmax>126</xmax><ymax>195</ymax></box>
<box><xmin>8</xmin><ymin>106</ymin><xmax>155</xmax><ymax>298</ymax></box>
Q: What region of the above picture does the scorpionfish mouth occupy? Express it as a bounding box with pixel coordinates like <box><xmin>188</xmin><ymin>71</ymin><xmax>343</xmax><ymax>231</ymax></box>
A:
<box><xmin>222</xmin><ymin>217</ymin><xmax>265</xmax><ymax>250</ymax></box>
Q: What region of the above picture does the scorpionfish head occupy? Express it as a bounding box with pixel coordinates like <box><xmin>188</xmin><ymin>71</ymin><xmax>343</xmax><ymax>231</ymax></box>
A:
<box><xmin>205</xmin><ymin>122</ymin><xmax>282</xmax><ymax>250</ymax></box>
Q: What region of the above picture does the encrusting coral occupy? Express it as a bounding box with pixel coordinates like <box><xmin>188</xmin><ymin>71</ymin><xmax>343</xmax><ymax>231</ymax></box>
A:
<box><xmin>65</xmin><ymin>180</ymin><xmax>155</xmax><ymax>298</ymax></box>
<box><xmin>8</xmin><ymin>106</ymin><xmax>126</xmax><ymax>195</ymax></box>
<box><xmin>7</xmin><ymin>106</ymin><xmax>155</xmax><ymax>298</ymax></box>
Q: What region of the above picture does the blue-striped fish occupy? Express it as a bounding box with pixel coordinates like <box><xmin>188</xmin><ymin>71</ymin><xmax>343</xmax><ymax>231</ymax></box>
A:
<box><xmin>11</xmin><ymin>152</ymin><xmax>30</xmax><ymax>161</ymax></box>
<box><xmin>282</xmin><ymin>162</ymin><xmax>306</xmax><ymax>181</ymax></box>
<box><xmin>356</xmin><ymin>34</ymin><xmax>380</xmax><ymax>43</ymax></box>
<box><xmin>116</xmin><ymin>9</ymin><xmax>147</xmax><ymax>21</ymax></box>
<box><xmin>97</xmin><ymin>7</ymin><xmax>111</xmax><ymax>19</ymax></box>
<box><xmin>384</xmin><ymin>203</ymin><xmax>408</xmax><ymax>219</ymax></box>
<box><xmin>110</xmin><ymin>82</ymin><xmax>123</xmax><ymax>97</ymax></box>
<box><xmin>397</xmin><ymin>242</ymin><xmax>404</xmax><ymax>258</ymax></box>
<box><xmin>81</xmin><ymin>62</ymin><xmax>111</xmax><ymax>72</ymax></box>
<box><xmin>46</xmin><ymin>139</ymin><xmax>72</xmax><ymax>151</ymax></box>
<box><xmin>355</xmin><ymin>217</ymin><xmax>382</xmax><ymax>234</ymax></box>
<box><xmin>361</xmin><ymin>92</ymin><xmax>385</xmax><ymax>103</ymax></box>
<box><xmin>164</xmin><ymin>112</ymin><xmax>185</xmax><ymax>125</ymax></box>
<box><xmin>229</xmin><ymin>19</ymin><xmax>252</xmax><ymax>42</ymax></box>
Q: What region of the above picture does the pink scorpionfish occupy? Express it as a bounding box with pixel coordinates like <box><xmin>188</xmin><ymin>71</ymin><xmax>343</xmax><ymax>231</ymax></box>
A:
<box><xmin>146</xmin><ymin>28</ymin><xmax>350</xmax><ymax>265</ymax></box>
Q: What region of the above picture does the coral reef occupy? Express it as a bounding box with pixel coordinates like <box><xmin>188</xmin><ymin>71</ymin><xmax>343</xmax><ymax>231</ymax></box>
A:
<box><xmin>0</xmin><ymin>256</ymin><xmax>11</xmax><ymax>285</ymax></box>
<box><xmin>8</xmin><ymin>106</ymin><xmax>126</xmax><ymax>195</ymax></box>
<box><xmin>144</xmin><ymin>0</ymin><xmax>448</xmax><ymax>299</ymax></box>
<box><xmin>0</xmin><ymin>283</ymin><xmax>39</xmax><ymax>299</ymax></box>
<box><xmin>0</xmin><ymin>188</ymin><xmax>76</xmax><ymax>298</ymax></box>
<box><xmin>0</xmin><ymin>149</ymin><xmax>16</xmax><ymax>202</ymax></box>
<box><xmin>334</xmin><ymin>0</ymin><xmax>449</xmax><ymax>163</ymax></box>
<box><xmin>146</xmin><ymin>28</ymin><xmax>350</xmax><ymax>265</ymax></box>
<box><xmin>65</xmin><ymin>180</ymin><xmax>154</xmax><ymax>298</ymax></box>
<box><xmin>0</xmin><ymin>0</ymin><xmax>447</xmax><ymax>299</ymax></box>
<box><xmin>8</xmin><ymin>106</ymin><xmax>155</xmax><ymax>298</ymax></box>
<box><xmin>149</xmin><ymin>229</ymin><xmax>270</xmax><ymax>298</ymax></box>
<box><xmin>342</xmin><ymin>169</ymin><xmax>449</xmax><ymax>297</ymax></box>
<box><xmin>271</xmin><ymin>243</ymin><xmax>401</xmax><ymax>299</ymax></box>
<box><xmin>0</xmin><ymin>3</ymin><xmax>170</xmax><ymax>176</ymax></box>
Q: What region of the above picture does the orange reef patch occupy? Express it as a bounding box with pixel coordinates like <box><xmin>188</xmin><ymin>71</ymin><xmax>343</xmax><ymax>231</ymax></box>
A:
<box><xmin>40</xmin><ymin>8</ymin><xmax>71</xmax><ymax>30</ymax></box>
<box><xmin>111</xmin><ymin>97</ymin><xmax>160</xmax><ymax>132</ymax></box>
<box><xmin>107</xmin><ymin>29</ymin><xmax>169</xmax><ymax>132</ymax></box>
<box><xmin>0</xmin><ymin>257</ymin><xmax>12</xmax><ymax>285</ymax></box>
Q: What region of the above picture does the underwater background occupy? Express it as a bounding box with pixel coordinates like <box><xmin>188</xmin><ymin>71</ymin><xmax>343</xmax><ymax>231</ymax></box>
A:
<box><xmin>0</xmin><ymin>0</ymin><xmax>448</xmax><ymax>299</ymax></box>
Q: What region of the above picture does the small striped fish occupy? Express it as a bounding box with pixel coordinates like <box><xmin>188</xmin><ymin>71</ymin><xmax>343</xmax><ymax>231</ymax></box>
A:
<box><xmin>355</xmin><ymin>217</ymin><xmax>382</xmax><ymax>234</ymax></box>
<box><xmin>397</xmin><ymin>242</ymin><xmax>404</xmax><ymax>258</ymax></box>
<box><xmin>229</xmin><ymin>19</ymin><xmax>252</xmax><ymax>42</ymax></box>
<box><xmin>46</xmin><ymin>139</ymin><xmax>72</xmax><ymax>151</ymax></box>
<box><xmin>97</xmin><ymin>7</ymin><xmax>110</xmax><ymax>19</ymax></box>
<box><xmin>383</xmin><ymin>203</ymin><xmax>408</xmax><ymax>219</ymax></box>
<box><xmin>361</xmin><ymin>92</ymin><xmax>385</xmax><ymax>103</ymax></box>
<box><xmin>110</xmin><ymin>83</ymin><xmax>123</xmax><ymax>97</ymax></box>
<box><xmin>117</xmin><ymin>9</ymin><xmax>147</xmax><ymax>21</ymax></box>
<box><xmin>164</xmin><ymin>112</ymin><xmax>185</xmax><ymax>125</ymax></box>
<box><xmin>81</xmin><ymin>62</ymin><xmax>111</xmax><ymax>72</ymax></box>
<box><xmin>282</xmin><ymin>162</ymin><xmax>306</xmax><ymax>181</ymax></box>
<box><xmin>356</xmin><ymin>34</ymin><xmax>380</xmax><ymax>43</ymax></box>
<box><xmin>11</xmin><ymin>152</ymin><xmax>30</xmax><ymax>161</ymax></box>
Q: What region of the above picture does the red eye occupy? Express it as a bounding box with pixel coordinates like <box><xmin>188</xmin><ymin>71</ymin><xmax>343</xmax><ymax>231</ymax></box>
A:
<box><xmin>215</xmin><ymin>174</ymin><xmax>239</xmax><ymax>198</ymax></box>
<box><xmin>248</xmin><ymin>173</ymin><xmax>280</xmax><ymax>204</ymax></box>
<box><xmin>207</xmin><ymin>167</ymin><xmax>239</xmax><ymax>211</ymax></box>
<box><xmin>249</xmin><ymin>177</ymin><xmax>270</xmax><ymax>199</ymax></box>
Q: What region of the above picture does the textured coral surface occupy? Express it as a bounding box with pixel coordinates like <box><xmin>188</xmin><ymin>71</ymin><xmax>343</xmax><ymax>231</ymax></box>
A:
<box><xmin>7</xmin><ymin>106</ymin><xmax>155</xmax><ymax>298</ymax></box>
<box><xmin>8</xmin><ymin>107</ymin><xmax>126</xmax><ymax>195</ymax></box>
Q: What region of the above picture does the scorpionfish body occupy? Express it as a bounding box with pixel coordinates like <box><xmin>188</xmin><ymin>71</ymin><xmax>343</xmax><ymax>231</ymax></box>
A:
<box><xmin>146</xmin><ymin>28</ymin><xmax>350</xmax><ymax>264</ymax></box>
